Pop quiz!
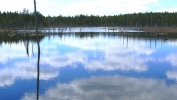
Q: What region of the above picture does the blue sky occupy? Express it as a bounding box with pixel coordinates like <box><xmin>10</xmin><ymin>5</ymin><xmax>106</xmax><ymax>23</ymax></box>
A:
<box><xmin>0</xmin><ymin>0</ymin><xmax>177</xmax><ymax>16</ymax></box>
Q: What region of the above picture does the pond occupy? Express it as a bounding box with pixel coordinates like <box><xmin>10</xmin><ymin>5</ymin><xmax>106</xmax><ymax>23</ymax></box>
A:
<box><xmin>0</xmin><ymin>32</ymin><xmax>177</xmax><ymax>100</ymax></box>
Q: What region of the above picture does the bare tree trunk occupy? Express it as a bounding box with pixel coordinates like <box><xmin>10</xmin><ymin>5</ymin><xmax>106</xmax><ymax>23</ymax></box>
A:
<box><xmin>33</xmin><ymin>1</ymin><xmax>40</xmax><ymax>100</ymax></box>
<box><xmin>34</xmin><ymin>0</ymin><xmax>38</xmax><ymax>35</ymax></box>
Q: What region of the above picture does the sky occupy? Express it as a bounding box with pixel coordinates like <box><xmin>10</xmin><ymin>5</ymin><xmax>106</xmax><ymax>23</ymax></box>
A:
<box><xmin>0</xmin><ymin>0</ymin><xmax>177</xmax><ymax>16</ymax></box>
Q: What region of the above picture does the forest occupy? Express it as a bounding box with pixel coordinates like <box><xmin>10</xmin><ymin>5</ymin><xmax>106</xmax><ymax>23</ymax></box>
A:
<box><xmin>0</xmin><ymin>8</ymin><xmax>177</xmax><ymax>30</ymax></box>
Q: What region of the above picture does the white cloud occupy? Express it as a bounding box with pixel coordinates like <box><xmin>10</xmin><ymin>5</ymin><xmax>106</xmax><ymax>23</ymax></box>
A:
<box><xmin>166</xmin><ymin>70</ymin><xmax>177</xmax><ymax>82</ymax></box>
<box><xmin>55</xmin><ymin>0</ymin><xmax>160</xmax><ymax>16</ymax></box>
<box><xmin>0</xmin><ymin>33</ymin><xmax>157</xmax><ymax>87</ymax></box>
<box><xmin>168</xmin><ymin>41</ymin><xmax>177</xmax><ymax>46</ymax></box>
<box><xmin>0</xmin><ymin>62</ymin><xmax>59</xmax><ymax>87</ymax></box>
<box><xmin>157</xmin><ymin>7</ymin><xmax>177</xmax><ymax>12</ymax></box>
<box><xmin>58</xmin><ymin>36</ymin><xmax>155</xmax><ymax>55</ymax></box>
<box><xmin>159</xmin><ymin>53</ymin><xmax>177</xmax><ymax>67</ymax></box>
<box><xmin>21</xmin><ymin>75</ymin><xmax>177</xmax><ymax>100</ymax></box>
<box><xmin>165</xmin><ymin>53</ymin><xmax>177</xmax><ymax>67</ymax></box>
<box><xmin>0</xmin><ymin>0</ymin><xmax>57</xmax><ymax>16</ymax></box>
<box><xmin>0</xmin><ymin>42</ymin><xmax>58</xmax><ymax>87</ymax></box>
<box><xmin>84</xmin><ymin>53</ymin><xmax>152</xmax><ymax>72</ymax></box>
<box><xmin>39</xmin><ymin>36</ymin><xmax>155</xmax><ymax>72</ymax></box>
<box><xmin>0</xmin><ymin>0</ymin><xmax>159</xmax><ymax>16</ymax></box>
<box><xmin>158</xmin><ymin>41</ymin><xmax>177</xmax><ymax>67</ymax></box>
<box><xmin>0</xmin><ymin>42</ymin><xmax>28</xmax><ymax>64</ymax></box>
<box><xmin>40</xmin><ymin>50</ymin><xmax>151</xmax><ymax>72</ymax></box>
<box><xmin>0</xmin><ymin>0</ymin><xmax>33</xmax><ymax>12</ymax></box>
<box><xmin>40</xmin><ymin>51</ymin><xmax>85</xmax><ymax>68</ymax></box>
<box><xmin>0</xmin><ymin>69</ymin><xmax>15</xmax><ymax>87</ymax></box>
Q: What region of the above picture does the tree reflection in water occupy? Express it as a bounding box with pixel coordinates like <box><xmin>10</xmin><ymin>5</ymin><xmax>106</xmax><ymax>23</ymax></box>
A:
<box><xmin>33</xmin><ymin>0</ymin><xmax>40</xmax><ymax>99</ymax></box>
<box><xmin>36</xmin><ymin>37</ymin><xmax>40</xmax><ymax>100</ymax></box>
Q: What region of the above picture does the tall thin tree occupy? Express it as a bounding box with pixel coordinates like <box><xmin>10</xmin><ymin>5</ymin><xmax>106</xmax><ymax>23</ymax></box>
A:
<box><xmin>34</xmin><ymin>0</ymin><xmax>38</xmax><ymax>34</ymax></box>
<box><xmin>33</xmin><ymin>1</ymin><xmax>40</xmax><ymax>100</ymax></box>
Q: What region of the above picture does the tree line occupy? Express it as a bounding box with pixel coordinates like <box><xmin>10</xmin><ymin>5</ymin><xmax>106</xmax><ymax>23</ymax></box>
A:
<box><xmin>0</xmin><ymin>8</ymin><xmax>177</xmax><ymax>30</ymax></box>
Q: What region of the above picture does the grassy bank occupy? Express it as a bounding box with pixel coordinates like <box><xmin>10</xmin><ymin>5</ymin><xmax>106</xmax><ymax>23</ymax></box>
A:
<box><xmin>136</xmin><ymin>27</ymin><xmax>177</xmax><ymax>33</ymax></box>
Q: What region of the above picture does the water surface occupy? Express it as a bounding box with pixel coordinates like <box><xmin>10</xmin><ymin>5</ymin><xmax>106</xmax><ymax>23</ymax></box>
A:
<box><xmin>0</xmin><ymin>32</ymin><xmax>177</xmax><ymax>100</ymax></box>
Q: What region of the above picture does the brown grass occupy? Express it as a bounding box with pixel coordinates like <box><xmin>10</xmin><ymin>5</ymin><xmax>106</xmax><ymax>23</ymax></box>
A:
<box><xmin>136</xmin><ymin>27</ymin><xmax>177</xmax><ymax>33</ymax></box>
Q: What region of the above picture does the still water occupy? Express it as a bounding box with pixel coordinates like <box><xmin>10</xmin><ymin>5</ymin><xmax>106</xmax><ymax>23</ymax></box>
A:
<box><xmin>0</xmin><ymin>32</ymin><xmax>177</xmax><ymax>100</ymax></box>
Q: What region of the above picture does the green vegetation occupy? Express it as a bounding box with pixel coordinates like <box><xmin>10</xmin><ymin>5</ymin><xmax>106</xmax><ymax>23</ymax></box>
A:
<box><xmin>0</xmin><ymin>9</ymin><xmax>177</xmax><ymax>30</ymax></box>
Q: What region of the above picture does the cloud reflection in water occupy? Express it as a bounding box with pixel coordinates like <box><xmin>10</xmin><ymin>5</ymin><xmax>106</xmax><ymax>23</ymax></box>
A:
<box><xmin>21</xmin><ymin>75</ymin><xmax>177</xmax><ymax>100</ymax></box>
<box><xmin>0</xmin><ymin>64</ymin><xmax>59</xmax><ymax>87</ymax></box>
<box><xmin>40</xmin><ymin>36</ymin><xmax>155</xmax><ymax>72</ymax></box>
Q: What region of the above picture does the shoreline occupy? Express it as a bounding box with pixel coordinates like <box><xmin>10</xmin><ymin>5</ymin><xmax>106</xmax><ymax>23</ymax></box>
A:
<box><xmin>133</xmin><ymin>27</ymin><xmax>177</xmax><ymax>33</ymax></box>
<box><xmin>0</xmin><ymin>27</ymin><xmax>177</xmax><ymax>33</ymax></box>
